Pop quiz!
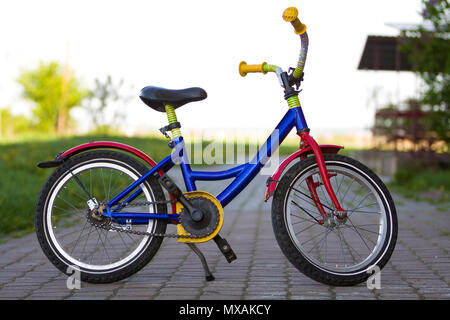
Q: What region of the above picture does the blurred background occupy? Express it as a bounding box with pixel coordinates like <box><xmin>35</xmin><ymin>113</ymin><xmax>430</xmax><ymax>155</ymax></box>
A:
<box><xmin>0</xmin><ymin>0</ymin><xmax>448</xmax><ymax>237</ymax></box>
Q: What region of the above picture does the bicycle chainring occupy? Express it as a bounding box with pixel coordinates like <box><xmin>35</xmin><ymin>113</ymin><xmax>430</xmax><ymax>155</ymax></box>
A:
<box><xmin>179</xmin><ymin>197</ymin><xmax>220</xmax><ymax>238</ymax></box>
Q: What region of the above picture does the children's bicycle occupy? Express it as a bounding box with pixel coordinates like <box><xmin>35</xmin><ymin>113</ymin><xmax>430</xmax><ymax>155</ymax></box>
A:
<box><xmin>35</xmin><ymin>7</ymin><xmax>397</xmax><ymax>286</ymax></box>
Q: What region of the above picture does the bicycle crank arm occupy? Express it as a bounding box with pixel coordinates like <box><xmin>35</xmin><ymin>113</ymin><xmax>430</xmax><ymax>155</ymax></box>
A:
<box><xmin>158</xmin><ymin>174</ymin><xmax>204</xmax><ymax>221</ymax></box>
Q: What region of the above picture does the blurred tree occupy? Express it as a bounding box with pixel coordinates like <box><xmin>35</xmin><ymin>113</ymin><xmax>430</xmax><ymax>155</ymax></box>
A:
<box><xmin>0</xmin><ymin>108</ymin><xmax>32</xmax><ymax>137</ymax></box>
<box><xmin>400</xmin><ymin>0</ymin><xmax>450</xmax><ymax>148</ymax></box>
<box><xmin>18</xmin><ymin>61</ymin><xmax>88</xmax><ymax>134</ymax></box>
<box><xmin>84</xmin><ymin>75</ymin><xmax>130</xmax><ymax>134</ymax></box>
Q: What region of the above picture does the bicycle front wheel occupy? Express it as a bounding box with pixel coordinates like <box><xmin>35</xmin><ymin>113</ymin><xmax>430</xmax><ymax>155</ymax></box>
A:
<box><xmin>35</xmin><ymin>150</ymin><xmax>167</xmax><ymax>283</ymax></box>
<box><xmin>272</xmin><ymin>154</ymin><xmax>397</xmax><ymax>286</ymax></box>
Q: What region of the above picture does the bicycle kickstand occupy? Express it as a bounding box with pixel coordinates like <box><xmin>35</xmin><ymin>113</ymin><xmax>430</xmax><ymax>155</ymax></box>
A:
<box><xmin>186</xmin><ymin>243</ymin><xmax>215</xmax><ymax>281</ymax></box>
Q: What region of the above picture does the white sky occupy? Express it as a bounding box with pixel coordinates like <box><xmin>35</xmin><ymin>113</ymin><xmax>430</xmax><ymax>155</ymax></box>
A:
<box><xmin>0</xmin><ymin>0</ymin><xmax>424</xmax><ymax>135</ymax></box>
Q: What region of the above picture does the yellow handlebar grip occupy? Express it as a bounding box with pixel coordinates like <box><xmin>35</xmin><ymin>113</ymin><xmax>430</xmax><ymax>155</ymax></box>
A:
<box><xmin>282</xmin><ymin>7</ymin><xmax>298</xmax><ymax>21</ymax></box>
<box><xmin>282</xmin><ymin>7</ymin><xmax>306</xmax><ymax>35</ymax></box>
<box><xmin>239</xmin><ymin>61</ymin><xmax>267</xmax><ymax>77</ymax></box>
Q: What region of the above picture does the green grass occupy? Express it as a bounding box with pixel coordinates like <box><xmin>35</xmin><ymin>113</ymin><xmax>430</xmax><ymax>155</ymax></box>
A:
<box><xmin>388</xmin><ymin>166</ymin><xmax>450</xmax><ymax>204</ymax></box>
<box><xmin>0</xmin><ymin>134</ymin><xmax>310</xmax><ymax>238</ymax></box>
<box><xmin>0</xmin><ymin>134</ymin><xmax>172</xmax><ymax>238</ymax></box>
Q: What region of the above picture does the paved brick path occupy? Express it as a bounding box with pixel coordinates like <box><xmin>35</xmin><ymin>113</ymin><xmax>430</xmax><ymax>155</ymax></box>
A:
<box><xmin>0</xmin><ymin>167</ymin><xmax>449</xmax><ymax>300</ymax></box>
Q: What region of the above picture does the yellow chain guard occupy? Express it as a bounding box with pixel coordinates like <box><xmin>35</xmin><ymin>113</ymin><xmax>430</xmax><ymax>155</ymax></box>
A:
<box><xmin>176</xmin><ymin>191</ymin><xmax>224</xmax><ymax>243</ymax></box>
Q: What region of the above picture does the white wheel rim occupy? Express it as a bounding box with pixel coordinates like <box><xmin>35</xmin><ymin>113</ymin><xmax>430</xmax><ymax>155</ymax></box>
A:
<box><xmin>284</xmin><ymin>161</ymin><xmax>392</xmax><ymax>275</ymax></box>
<box><xmin>45</xmin><ymin>160</ymin><xmax>157</xmax><ymax>272</ymax></box>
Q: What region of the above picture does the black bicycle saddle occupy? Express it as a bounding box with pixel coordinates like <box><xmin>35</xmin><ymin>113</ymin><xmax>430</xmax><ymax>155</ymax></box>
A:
<box><xmin>139</xmin><ymin>86</ymin><xmax>207</xmax><ymax>112</ymax></box>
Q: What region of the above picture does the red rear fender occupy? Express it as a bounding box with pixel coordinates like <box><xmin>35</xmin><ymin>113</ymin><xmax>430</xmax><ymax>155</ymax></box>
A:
<box><xmin>38</xmin><ymin>141</ymin><xmax>177</xmax><ymax>214</ymax></box>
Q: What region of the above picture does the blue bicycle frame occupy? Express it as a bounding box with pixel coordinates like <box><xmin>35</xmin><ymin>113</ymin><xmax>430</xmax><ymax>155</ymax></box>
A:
<box><xmin>104</xmin><ymin>106</ymin><xmax>308</xmax><ymax>223</ymax></box>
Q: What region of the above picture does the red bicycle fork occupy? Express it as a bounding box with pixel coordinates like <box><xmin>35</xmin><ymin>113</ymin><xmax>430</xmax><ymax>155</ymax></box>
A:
<box><xmin>298</xmin><ymin>131</ymin><xmax>345</xmax><ymax>221</ymax></box>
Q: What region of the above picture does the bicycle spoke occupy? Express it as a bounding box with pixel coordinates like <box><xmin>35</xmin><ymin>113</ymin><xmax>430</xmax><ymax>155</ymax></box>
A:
<box><xmin>107</xmin><ymin>168</ymin><xmax>113</xmax><ymax>202</ymax></box>
<box><xmin>100</xmin><ymin>168</ymin><xmax>108</xmax><ymax>202</ymax></box>
<box><xmin>290</xmin><ymin>214</ymin><xmax>318</xmax><ymax>229</ymax></box>
<box><xmin>349</xmin><ymin>192</ymin><xmax>373</xmax><ymax>213</ymax></box>
<box><xmin>53</xmin><ymin>205</ymin><xmax>84</xmax><ymax>217</ymax></box>
<box><xmin>345</xmin><ymin>221</ymin><xmax>373</xmax><ymax>254</ymax></box>
<box><xmin>290</xmin><ymin>186</ymin><xmax>334</xmax><ymax>211</ymax></box>
<box><xmin>45</xmin><ymin>160</ymin><xmax>158</xmax><ymax>270</ymax></box>
<box><xmin>340</xmin><ymin>177</ymin><xmax>355</xmax><ymax>207</ymax></box>
<box><xmin>70</xmin><ymin>219</ymin><xmax>90</xmax><ymax>255</ymax></box>
<box><xmin>294</xmin><ymin>222</ymin><xmax>317</xmax><ymax>236</ymax></box>
<box><xmin>337</xmin><ymin>227</ymin><xmax>362</xmax><ymax>263</ymax></box>
<box><xmin>116</xmin><ymin>229</ymin><xmax>131</xmax><ymax>250</ymax></box>
<box><xmin>64</xmin><ymin>181</ymin><xmax>88</xmax><ymax>203</ymax></box>
<box><xmin>335</xmin><ymin>228</ymin><xmax>347</xmax><ymax>266</ymax></box>
<box><xmin>284</xmin><ymin>162</ymin><xmax>390</xmax><ymax>274</ymax></box>
<box><xmin>317</xmin><ymin>228</ymin><xmax>331</xmax><ymax>263</ymax></box>
<box><xmin>348</xmin><ymin>202</ymin><xmax>379</xmax><ymax>212</ymax></box>
<box><xmin>300</xmin><ymin>229</ymin><xmax>329</xmax><ymax>247</ymax></box>
<box><xmin>80</xmin><ymin>224</ymin><xmax>95</xmax><ymax>260</ymax></box>
<box><xmin>348</xmin><ymin>209</ymin><xmax>381</xmax><ymax>215</ymax></box>
<box><xmin>292</xmin><ymin>192</ymin><xmax>323</xmax><ymax>213</ymax></box>
<box><xmin>344</xmin><ymin>220</ymin><xmax>381</xmax><ymax>236</ymax></box>
<box><xmin>334</xmin><ymin>173</ymin><xmax>346</xmax><ymax>203</ymax></box>
<box><xmin>317</xmin><ymin>182</ymin><xmax>334</xmax><ymax>209</ymax></box>
<box><xmin>102</xmin><ymin>228</ymin><xmax>122</xmax><ymax>259</ymax></box>
<box><xmin>293</xmin><ymin>194</ymin><xmax>322</xmax><ymax>217</ymax></box>
<box><xmin>291</xmin><ymin>200</ymin><xmax>322</xmax><ymax>223</ymax></box>
<box><xmin>342</xmin><ymin>224</ymin><xmax>378</xmax><ymax>246</ymax></box>
<box><xmin>56</xmin><ymin>195</ymin><xmax>85</xmax><ymax>215</ymax></box>
<box><xmin>307</xmin><ymin>227</ymin><xmax>329</xmax><ymax>254</ymax></box>
<box><xmin>97</xmin><ymin>228</ymin><xmax>112</xmax><ymax>264</ymax></box>
<box><xmin>109</xmin><ymin>174</ymin><xmax>132</xmax><ymax>203</ymax></box>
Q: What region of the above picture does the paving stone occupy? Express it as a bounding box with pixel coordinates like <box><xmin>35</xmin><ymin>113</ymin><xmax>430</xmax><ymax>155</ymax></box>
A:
<box><xmin>0</xmin><ymin>167</ymin><xmax>448</xmax><ymax>300</ymax></box>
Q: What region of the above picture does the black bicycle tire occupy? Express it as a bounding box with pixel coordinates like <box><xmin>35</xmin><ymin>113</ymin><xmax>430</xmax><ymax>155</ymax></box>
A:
<box><xmin>35</xmin><ymin>150</ymin><xmax>167</xmax><ymax>283</ymax></box>
<box><xmin>271</xmin><ymin>154</ymin><xmax>398</xmax><ymax>286</ymax></box>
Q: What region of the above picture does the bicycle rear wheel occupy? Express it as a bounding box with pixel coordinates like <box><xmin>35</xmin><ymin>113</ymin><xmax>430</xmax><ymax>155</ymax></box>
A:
<box><xmin>35</xmin><ymin>150</ymin><xmax>167</xmax><ymax>283</ymax></box>
<box><xmin>271</xmin><ymin>154</ymin><xmax>397</xmax><ymax>286</ymax></box>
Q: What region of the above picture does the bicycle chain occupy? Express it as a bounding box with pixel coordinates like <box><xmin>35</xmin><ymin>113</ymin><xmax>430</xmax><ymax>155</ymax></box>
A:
<box><xmin>87</xmin><ymin>199</ymin><xmax>203</xmax><ymax>239</ymax></box>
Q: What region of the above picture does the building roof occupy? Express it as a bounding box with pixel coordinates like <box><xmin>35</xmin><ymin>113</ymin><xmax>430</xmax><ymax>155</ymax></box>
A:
<box><xmin>357</xmin><ymin>35</ymin><xmax>412</xmax><ymax>71</ymax></box>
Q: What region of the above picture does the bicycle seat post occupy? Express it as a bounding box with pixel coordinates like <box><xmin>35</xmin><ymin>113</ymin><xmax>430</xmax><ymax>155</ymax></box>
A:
<box><xmin>164</xmin><ymin>104</ymin><xmax>182</xmax><ymax>139</ymax></box>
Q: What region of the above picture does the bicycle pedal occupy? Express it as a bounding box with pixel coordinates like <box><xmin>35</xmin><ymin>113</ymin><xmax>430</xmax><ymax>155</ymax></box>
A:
<box><xmin>213</xmin><ymin>235</ymin><xmax>237</xmax><ymax>263</ymax></box>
